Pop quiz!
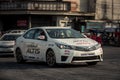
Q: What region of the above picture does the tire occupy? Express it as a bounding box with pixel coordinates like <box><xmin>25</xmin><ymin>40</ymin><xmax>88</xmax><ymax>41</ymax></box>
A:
<box><xmin>46</xmin><ymin>50</ymin><xmax>56</xmax><ymax>67</ymax></box>
<box><xmin>15</xmin><ymin>48</ymin><xmax>25</xmax><ymax>63</ymax></box>
<box><xmin>87</xmin><ymin>62</ymin><xmax>97</xmax><ymax>65</ymax></box>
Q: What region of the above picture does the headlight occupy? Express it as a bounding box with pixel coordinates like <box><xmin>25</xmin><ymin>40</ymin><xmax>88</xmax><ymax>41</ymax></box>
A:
<box><xmin>55</xmin><ymin>43</ymin><xmax>73</xmax><ymax>49</ymax></box>
<box><xmin>94</xmin><ymin>43</ymin><xmax>101</xmax><ymax>49</ymax></box>
<box><xmin>88</xmin><ymin>43</ymin><xmax>101</xmax><ymax>51</ymax></box>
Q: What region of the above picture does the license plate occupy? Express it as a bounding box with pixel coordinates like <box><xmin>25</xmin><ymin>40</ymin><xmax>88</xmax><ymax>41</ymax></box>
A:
<box><xmin>81</xmin><ymin>53</ymin><xmax>95</xmax><ymax>56</ymax></box>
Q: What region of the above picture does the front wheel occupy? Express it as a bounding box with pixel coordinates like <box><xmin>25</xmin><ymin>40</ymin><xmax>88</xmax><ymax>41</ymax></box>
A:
<box><xmin>46</xmin><ymin>50</ymin><xmax>56</xmax><ymax>67</ymax></box>
<box><xmin>15</xmin><ymin>48</ymin><xmax>26</xmax><ymax>63</ymax></box>
<box><xmin>87</xmin><ymin>62</ymin><xmax>97</xmax><ymax>65</ymax></box>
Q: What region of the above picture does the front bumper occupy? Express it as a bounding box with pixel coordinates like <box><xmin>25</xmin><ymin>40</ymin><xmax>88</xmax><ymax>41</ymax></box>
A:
<box><xmin>0</xmin><ymin>48</ymin><xmax>14</xmax><ymax>54</ymax></box>
<box><xmin>55</xmin><ymin>47</ymin><xmax>103</xmax><ymax>64</ymax></box>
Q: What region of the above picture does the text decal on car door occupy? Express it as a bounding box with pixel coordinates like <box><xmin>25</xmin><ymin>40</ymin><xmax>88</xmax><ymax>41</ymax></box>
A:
<box><xmin>26</xmin><ymin>44</ymin><xmax>40</xmax><ymax>54</ymax></box>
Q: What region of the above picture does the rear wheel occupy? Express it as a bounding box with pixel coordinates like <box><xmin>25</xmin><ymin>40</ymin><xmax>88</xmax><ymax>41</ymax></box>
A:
<box><xmin>87</xmin><ymin>62</ymin><xmax>97</xmax><ymax>65</ymax></box>
<box><xmin>15</xmin><ymin>48</ymin><xmax>26</xmax><ymax>63</ymax></box>
<box><xmin>46</xmin><ymin>50</ymin><xmax>56</xmax><ymax>67</ymax></box>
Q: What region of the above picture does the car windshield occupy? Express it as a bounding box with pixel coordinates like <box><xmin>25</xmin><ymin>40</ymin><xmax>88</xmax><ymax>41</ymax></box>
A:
<box><xmin>46</xmin><ymin>28</ymin><xmax>85</xmax><ymax>39</ymax></box>
<box><xmin>1</xmin><ymin>34</ymin><xmax>21</xmax><ymax>41</ymax></box>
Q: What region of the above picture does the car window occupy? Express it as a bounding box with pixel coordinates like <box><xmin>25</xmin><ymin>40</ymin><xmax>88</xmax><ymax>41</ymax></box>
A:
<box><xmin>34</xmin><ymin>29</ymin><xmax>45</xmax><ymax>39</ymax></box>
<box><xmin>23</xmin><ymin>29</ymin><xmax>36</xmax><ymax>39</ymax></box>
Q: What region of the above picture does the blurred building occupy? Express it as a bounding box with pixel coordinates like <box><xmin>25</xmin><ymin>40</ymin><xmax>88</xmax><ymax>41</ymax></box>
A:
<box><xmin>96</xmin><ymin>0</ymin><xmax>120</xmax><ymax>28</ymax></box>
<box><xmin>0</xmin><ymin>0</ymin><xmax>96</xmax><ymax>31</ymax></box>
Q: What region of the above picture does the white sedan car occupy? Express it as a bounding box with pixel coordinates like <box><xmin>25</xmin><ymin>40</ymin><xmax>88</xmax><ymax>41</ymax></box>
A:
<box><xmin>0</xmin><ymin>33</ymin><xmax>22</xmax><ymax>55</ymax></box>
<box><xmin>14</xmin><ymin>27</ymin><xmax>103</xmax><ymax>66</ymax></box>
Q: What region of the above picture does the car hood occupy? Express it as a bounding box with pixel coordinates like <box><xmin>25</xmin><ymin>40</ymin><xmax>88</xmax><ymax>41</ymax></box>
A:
<box><xmin>53</xmin><ymin>38</ymin><xmax>98</xmax><ymax>47</ymax></box>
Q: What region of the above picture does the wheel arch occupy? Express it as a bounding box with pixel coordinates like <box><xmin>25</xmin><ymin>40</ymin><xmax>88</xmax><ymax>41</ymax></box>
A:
<box><xmin>45</xmin><ymin>48</ymin><xmax>55</xmax><ymax>61</ymax></box>
<box><xmin>15</xmin><ymin>47</ymin><xmax>26</xmax><ymax>63</ymax></box>
<box><xmin>15</xmin><ymin>47</ymin><xmax>20</xmax><ymax>51</ymax></box>
<box><xmin>14</xmin><ymin>47</ymin><xmax>23</xmax><ymax>57</ymax></box>
<box><xmin>46</xmin><ymin>48</ymin><xmax>54</xmax><ymax>53</ymax></box>
<box><xmin>45</xmin><ymin>48</ymin><xmax>57</xmax><ymax>67</ymax></box>
<box><xmin>14</xmin><ymin>47</ymin><xmax>21</xmax><ymax>56</ymax></box>
<box><xmin>15</xmin><ymin>47</ymin><xmax>21</xmax><ymax>53</ymax></box>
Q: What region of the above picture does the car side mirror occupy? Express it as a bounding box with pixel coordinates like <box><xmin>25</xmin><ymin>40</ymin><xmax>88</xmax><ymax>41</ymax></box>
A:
<box><xmin>37</xmin><ymin>35</ymin><xmax>47</xmax><ymax>41</ymax></box>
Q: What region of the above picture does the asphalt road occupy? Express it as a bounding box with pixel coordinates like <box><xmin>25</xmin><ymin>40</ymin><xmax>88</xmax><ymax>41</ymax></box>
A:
<box><xmin>0</xmin><ymin>46</ymin><xmax>120</xmax><ymax>80</ymax></box>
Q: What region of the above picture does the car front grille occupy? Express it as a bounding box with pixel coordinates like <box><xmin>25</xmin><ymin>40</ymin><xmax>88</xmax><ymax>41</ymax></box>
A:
<box><xmin>61</xmin><ymin>56</ymin><xmax>68</xmax><ymax>61</ymax></box>
<box><xmin>72</xmin><ymin>56</ymin><xmax>100</xmax><ymax>61</ymax></box>
<box><xmin>0</xmin><ymin>45</ymin><xmax>13</xmax><ymax>48</ymax></box>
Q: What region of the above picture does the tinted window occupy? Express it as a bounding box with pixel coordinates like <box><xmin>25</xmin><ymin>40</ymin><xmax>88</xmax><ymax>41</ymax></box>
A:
<box><xmin>34</xmin><ymin>29</ymin><xmax>46</xmax><ymax>39</ymax></box>
<box><xmin>23</xmin><ymin>29</ymin><xmax>36</xmax><ymax>39</ymax></box>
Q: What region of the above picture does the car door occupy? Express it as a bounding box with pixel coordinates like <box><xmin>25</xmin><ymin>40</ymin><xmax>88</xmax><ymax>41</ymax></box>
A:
<box><xmin>21</xmin><ymin>29</ymin><xmax>37</xmax><ymax>60</ymax></box>
<box><xmin>32</xmin><ymin>29</ymin><xmax>48</xmax><ymax>61</ymax></box>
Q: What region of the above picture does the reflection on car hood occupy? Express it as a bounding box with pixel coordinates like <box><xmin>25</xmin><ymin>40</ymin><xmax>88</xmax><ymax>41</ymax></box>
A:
<box><xmin>53</xmin><ymin>38</ymin><xmax>98</xmax><ymax>47</ymax></box>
